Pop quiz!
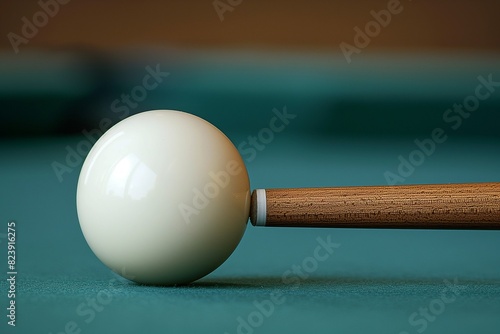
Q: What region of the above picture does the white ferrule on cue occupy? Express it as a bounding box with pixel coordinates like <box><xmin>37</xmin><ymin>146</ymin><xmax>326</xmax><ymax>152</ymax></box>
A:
<box><xmin>251</xmin><ymin>189</ymin><xmax>267</xmax><ymax>226</ymax></box>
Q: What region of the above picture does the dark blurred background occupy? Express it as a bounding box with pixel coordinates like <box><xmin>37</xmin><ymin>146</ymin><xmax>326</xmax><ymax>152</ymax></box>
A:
<box><xmin>2</xmin><ymin>0</ymin><xmax>500</xmax><ymax>50</ymax></box>
<box><xmin>1</xmin><ymin>0</ymin><xmax>499</xmax><ymax>139</ymax></box>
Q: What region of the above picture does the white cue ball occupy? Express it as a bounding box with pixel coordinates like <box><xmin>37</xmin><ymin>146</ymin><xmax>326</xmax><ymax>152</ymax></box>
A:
<box><xmin>77</xmin><ymin>110</ymin><xmax>250</xmax><ymax>285</ymax></box>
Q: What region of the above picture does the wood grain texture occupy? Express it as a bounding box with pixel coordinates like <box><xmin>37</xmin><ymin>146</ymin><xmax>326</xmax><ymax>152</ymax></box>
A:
<box><xmin>258</xmin><ymin>183</ymin><xmax>500</xmax><ymax>229</ymax></box>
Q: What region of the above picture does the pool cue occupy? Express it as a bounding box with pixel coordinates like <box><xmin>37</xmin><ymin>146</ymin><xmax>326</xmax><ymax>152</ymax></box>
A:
<box><xmin>250</xmin><ymin>183</ymin><xmax>500</xmax><ymax>229</ymax></box>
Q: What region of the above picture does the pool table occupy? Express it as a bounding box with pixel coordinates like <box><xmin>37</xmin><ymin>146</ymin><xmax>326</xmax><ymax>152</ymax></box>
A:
<box><xmin>1</xmin><ymin>51</ymin><xmax>500</xmax><ymax>334</ymax></box>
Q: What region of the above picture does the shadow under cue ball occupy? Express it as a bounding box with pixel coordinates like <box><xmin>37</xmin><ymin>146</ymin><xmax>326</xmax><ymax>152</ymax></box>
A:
<box><xmin>77</xmin><ymin>110</ymin><xmax>251</xmax><ymax>285</ymax></box>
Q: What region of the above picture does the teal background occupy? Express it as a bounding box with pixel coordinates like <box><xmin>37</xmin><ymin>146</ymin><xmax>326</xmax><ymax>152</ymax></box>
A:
<box><xmin>0</xmin><ymin>51</ymin><xmax>499</xmax><ymax>334</ymax></box>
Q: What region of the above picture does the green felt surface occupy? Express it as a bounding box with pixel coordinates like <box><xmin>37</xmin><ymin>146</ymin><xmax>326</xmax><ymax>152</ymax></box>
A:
<box><xmin>1</xmin><ymin>134</ymin><xmax>499</xmax><ymax>334</ymax></box>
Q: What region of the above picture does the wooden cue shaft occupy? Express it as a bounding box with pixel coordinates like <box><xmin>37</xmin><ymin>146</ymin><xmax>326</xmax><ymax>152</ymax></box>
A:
<box><xmin>249</xmin><ymin>183</ymin><xmax>500</xmax><ymax>229</ymax></box>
